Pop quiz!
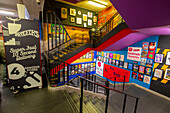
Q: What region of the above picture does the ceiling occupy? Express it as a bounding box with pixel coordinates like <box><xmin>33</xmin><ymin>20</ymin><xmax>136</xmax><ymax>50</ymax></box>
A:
<box><xmin>110</xmin><ymin>0</ymin><xmax>170</xmax><ymax>30</ymax></box>
<box><xmin>56</xmin><ymin>0</ymin><xmax>112</xmax><ymax>12</ymax></box>
<box><xmin>0</xmin><ymin>0</ymin><xmax>44</xmax><ymax>19</ymax></box>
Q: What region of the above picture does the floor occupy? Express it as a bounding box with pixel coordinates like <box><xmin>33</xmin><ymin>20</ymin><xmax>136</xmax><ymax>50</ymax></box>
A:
<box><xmin>0</xmin><ymin>77</ymin><xmax>170</xmax><ymax>113</ymax></box>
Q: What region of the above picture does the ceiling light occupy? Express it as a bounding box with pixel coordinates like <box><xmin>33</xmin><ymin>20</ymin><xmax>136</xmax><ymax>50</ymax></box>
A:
<box><xmin>88</xmin><ymin>1</ymin><xmax>106</xmax><ymax>8</ymax></box>
<box><xmin>97</xmin><ymin>1</ymin><xmax>107</xmax><ymax>5</ymax></box>
<box><xmin>0</xmin><ymin>21</ymin><xmax>2</xmax><ymax>23</ymax></box>
<box><xmin>0</xmin><ymin>10</ymin><xmax>14</xmax><ymax>15</ymax></box>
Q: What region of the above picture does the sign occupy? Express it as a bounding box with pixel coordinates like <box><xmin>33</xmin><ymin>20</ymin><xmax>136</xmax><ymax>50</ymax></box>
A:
<box><xmin>127</xmin><ymin>47</ymin><xmax>142</xmax><ymax>61</ymax></box>
<box><xmin>103</xmin><ymin>64</ymin><xmax>130</xmax><ymax>82</ymax></box>
<box><xmin>1</xmin><ymin>16</ymin><xmax>42</xmax><ymax>91</ymax></box>
<box><xmin>96</xmin><ymin>60</ymin><xmax>104</xmax><ymax>76</ymax></box>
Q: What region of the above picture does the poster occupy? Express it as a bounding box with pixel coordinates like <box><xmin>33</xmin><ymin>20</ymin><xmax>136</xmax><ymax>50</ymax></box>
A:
<box><xmin>127</xmin><ymin>47</ymin><xmax>142</xmax><ymax>61</ymax></box>
<box><xmin>103</xmin><ymin>64</ymin><xmax>130</xmax><ymax>82</ymax></box>
<box><xmin>1</xmin><ymin>16</ymin><xmax>42</xmax><ymax>91</ymax></box>
<box><xmin>70</xmin><ymin>8</ymin><xmax>76</xmax><ymax>16</ymax></box>
<box><xmin>112</xmin><ymin>60</ymin><xmax>116</xmax><ymax>65</ymax></box>
<box><xmin>128</xmin><ymin>63</ymin><xmax>133</xmax><ymax>70</ymax></box>
<box><xmin>93</xmin><ymin>16</ymin><xmax>97</xmax><ymax>22</ymax></box>
<box><xmin>155</xmin><ymin>54</ymin><xmax>164</xmax><ymax>63</ymax></box>
<box><xmin>107</xmin><ymin>53</ymin><xmax>109</xmax><ymax>58</ymax></box>
<box><xmin>132</xmin><ymin>72</ymin><xmax>137</xmax><ymax>79</ymax></box>
<box><xmin>165</xmin><ymin>52</ymin><xmax>170</xmax><ymax>65</ymax></box>
<box><xmin>146</xmin><ymin>59</ymin><xmax>153</xmax><ymax>67</ymax></box>
<box><xmin>76</xmin><ymin>17</ymin><xmax>82</xmax><ymax>24</ymax></box>
<box><xmin>141</xmin><ymin>50</ymin><xmax>148</xmax><ymax>58</ymax></box>
<box><xmin>140</xmin><ymin>58</ymin><xmax>147</xmax><ymax>66</ymax></box>
<box><xmin>120</xmin><ymin>55</ymin><xmax>124</xmax><ymax>61</ymax></box>
<box><xmin>138</xmin><ymin>74</ymin><xmax>144</xmax><ymax>81</ymax></box>
<box><xmin>154</xmin><ymin>69</ymin><xmax>163</xmax><ymax>78</ymax></box>
<box><xmin>133</xmin><ymin>64</ymin><xmax>139</xmax><ymax>72</ymax></box>
<box><xmin>149</xmin><ymin>42</ymin><xmax>156</xmax><ymax>51</ymax></box>
<box><xmin>83</xmin><ymin>14</ymin><xmax>87</xmax><ymax>21</ymax></box>
<box><xmin>116</xmin><ymin>54</ymin><xmax>120</xmax><ymax>60</ymax></box>
<box><xmin>147</xmin><ymin>50</ymin><xmax>155</xmax><ymax>59</ymax></box>
<box><xmin>116</xmin><ymin>60</ymin><xmax>119</xmax><ymax>66</ymax></box>
<box><xmin>145</xmin><ymin>67</ymin><xmax>152</xmax><ymax>76</ymax></box>
<box><xmin>88</xmin><ymin>12</ymin><xmax>93</xmax><ymax>18</ymax></box>
<box><xmin>124</xmin><ymin>62</ymin><xmax>128</xmax><ymax>69</ymax></box>
<box><xmin>88</xmin><ymin>19</ymin><xmax>92</xmax><ymax>26</ymax></box>
<box><xmin>139</xmin><ymin>66</ymin><xmax>145</xmax><ymax>74</ymax></box>
<box><xmin>96</xmin><ymin>60</ymin><xmax>104</xmax><ymax>76</ymax></box>
<box><xmin>142</xmin><ymin>42</ymin><xmax>149</xmax><ymax>50</ymax></box>
<box><xmin>109</xmin><ymin>53</ymin><xmax>113</xmax><ymax>58</ymax></box>
<box><xmin>61</xmin><ymin>8</ymin><xmax>67</xmax><ymax>19</ymax></box>
<box><xmin>119</xmin><ymin>61</ymin><xmax>124</xmax><ymax>67</ymax></box>
<box><xmin>143</xmin><ymin>75</ymin><xmax>151</xmax><ymax>84</ymax></box>
<box><xmin>113</xmin><ymin>54</ymin><xmax>116</xmax><ymax>59</ymax></box>
<box><xmin>164</xmin><ymin>69</ymin><xmax>170</xmax><ymax>80</ymax></box>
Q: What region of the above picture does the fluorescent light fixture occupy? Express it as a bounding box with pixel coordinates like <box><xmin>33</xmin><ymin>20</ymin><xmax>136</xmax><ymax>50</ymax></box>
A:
<box><xmin>97</xmin><ymin>1</ymin><xmax>107</xmax><ymax>5</ymax></box>
<box><xmin>0</xmin><ymin>10</ymin><xmax>14</xmax><ymax>15</ymax></box>
<box><xmin>88</xmin><ymin>1</ymin><xmax>106</xmax><ymax>8</ymax></box>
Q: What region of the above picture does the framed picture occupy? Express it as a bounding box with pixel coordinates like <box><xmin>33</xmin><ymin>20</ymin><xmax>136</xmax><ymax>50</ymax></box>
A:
<box><xmin>147</xmin><ymin>50</ymin><xmax>155</xmax><ymax>59</ymax></box>
<box><xmin>109</xmin><ymin>59</ymin><xmax>112</xmax><ymax>64</ymax></box>
<box><xmin>70</xmin><ymin>17</ymin><xmax>75</xmax><ymax>23</ymax></box>
<box><xmin>128</xmin><ymin>63</ymin><xmax>133</xmax><ymax>70</ymax></box>
<box><xmin>142</xmin><ymin>42</ymin><xmax>149</xmax><ymax>50</ymax></box>
<box><xmin>164</xmin><ymin>69</ymin><xmax>170</xmax><ymax>80</ymax></box>
<box><xmin>140</xmin><ymin>58</ymin><xmax>147</xmax><ymax>66</ymax></box>
<box><xmin>138</xmin><ymin>74</ymin><xmax>144</xmax><ymax>81</ymax></box>
<box><xmin>88</xmin><ymin>19</ymin><xmax>92</xmax><ymax>26</ymax></box>
<box><xmin>139</xmin><ymin>66</ymin><xmax>145</xmax><ymax>74</ymax></box>
<box><xmin>119</xmin><ymin>61</ymin><xmax>124</xmax><ymax>67</ymax></box>
<box><xmin>113</xmin><ymin>54</ymin><xmax>116</xmax><ymax>59</ymax></box>
<box><xmin>104</xmin><ymin>52</ymin><xmax>107</xmax><ymax>57</ymax></box>
<box><xmin>132</xmin><ymin>72</ymin><xmax>137</xmax><ymax>79</ymax></box>
<box><xmin>109</xmin><ymin>53</ymin><xmax>113</xmax><ymax>58</ymax></box>
<box><xmin>88</xmin><ymin>12</ymin><xmax>93</xmax><ymax>18</ymax></box>
<box><xmin>78</xmin><ymin>10</ymin><xmax>81</xmax><ymax>15</ymax></box>
<box><xmin>106</xmin><ymin>58</ymin><xmax>109</xmax><ymax>63</ymax></box>
<box><xmin>146</xmin><ymin>59</ymin><xmax>154</xmax><ymax>67</ymax></box>
<box><xmin>145</xmin><ymin>67</ymin><xmax>152</xmax><ymax>76</ymax></box>
<box><xmin>70</xmin><ymin>8</ymin><xmax>76</xmax><ymax>16</ymax></box>
<box><xmin>83</xmin><ymin>14</ymin><xmax>87</xmax><ymax>21</ymax></box>
<box><xmin>116</xmin><ymin>60</ymin><xmax>119</xmax><ymax>66</ymax></box>
<box><xmin>165</xmin><ymin>52</ymin><xmax>170</xmax><ymax>65</ymax></box>
<box><xmin>112</xmin><ymin>59</ymin><xmax>116</xmax><ymax>65</ymax></box>
<box><xmin>154</xmin><ymin>69</ymin><xmax>163</xmax><ymax>78</ymax></box>
<box><xmin>141</xmin><ymin>50</ymin><xmax>148</xmax><ymax>58</ymax></box>
<box><xmin>143</xmin><ymin>75</ymin><xmax>151</xmax><ymax>84</ymax></box>
<box><xmin>76</xmin><ymin>17</ymin><xmax>82</xmax><ymax>24</ymax></box>
<box><xmin>107</xmin><ymin>53</ymin><xmax>109</xmax><ymax>58</ymax></box>
<box><xmin>84</xmin><ymin>23</ymin><xmax>87</xmax><ymax>27</ymax></box>
<box><xmin>116</xmin><ymin>54</ymin><xmax>120</xmax><ymax>60</ymax></box>
<box><xmin>155</xmin><ymin>54</ymin><xmax>164</xmax><ymax>63</ymax></box>
<box><xmin>61</xmin><ymin>8</ymin><xmax>67</xmax><ymax>19</ymax></box>
<box><xmin>149</xmin><ymin>42</ymin><xmax>156</xmax><ymax>51</ymax></box>
<box><xmin>133</xmin><ymin>64</ymin><xmax>139</xmax><ymax>72</ymax></box>
<box><xmin>124</xmin><ymin>62</ymin><xmax>128</xmax><ymax>69</ymax></box>
<box><xmin>120</xmin><ymin>55</ymin><xmax>124</xmax><ymax>61</ymax></box>
<box><xmin>104</xmin><ymin>57</ymin><xmax>106</xmax><ymax>62</ymax></box>
<box><xmin>93</xmin><ymin>16</ymin><xmax>97</xmax><ymax>22</ymax></box>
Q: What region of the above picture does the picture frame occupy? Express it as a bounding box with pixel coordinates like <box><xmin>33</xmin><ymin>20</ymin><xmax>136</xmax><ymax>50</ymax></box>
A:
<box><xmin>124</xmin><ymin>62</ymin><xmax>128</xmax><ymax>69</ymax></box>
<box><xmin>70</xmin><ymin>8</ymin><xmax>76</xmax><ymax>16</ymax></box>
<box><xmin>93</xmin><ymin>16</ymin><xmax>97</xmax><ymax>22</ymax></box>
<box><xmin>139</xmin><ymin>66</ymin><xmax>145</xmax><ymax>74</ymax></box>
<box><xmin>138</xmin><ymin>74</ymin><xmax>144</xmax><ymax>81</ymax></box>
<box><xmin>132</xmin><ymin>72</ymin><xmax>137</xmax><ymax>79</ymax></box>
<box><xmin>154</xmin><ymin>68</ymin><xmax>163</xmax><ymax>78</ymax></box>
<box><xmin>83</xmin><ymin>14</ymin><xmax>87</xmax><ymax>21</ymax></box>
<box><xmin>133</xmin><ymin>64</ymin><xmax>139</xmax><ymax>72</ymax></box>
<box><xmin>165</xmin><ymin>52</ymin><xmax>170</xmax><ymax>65</ymax></box>
<box><xmin>119</xmin><ymin>61</ymin><xmax>124</xmax><ymax>67</ymax></box>
<box><xmin>120</xmin><ymin>55</ymin><xmax>124</xmax><ymax>61</ymax></box>
<box><xmin>145</xmin><ymin>67</ymin><xmax>152</xmax><ymax>76</ymax></box>
<box><xmin>149</xmin><ymin>42</ymin><xmax>156</xmax><ymax>51</ymax></box>
<box><xmin>84</xmin><ymin>23</ymin><xmax>87</xmax><ymax>27</ymax></box>
<box><xmin>128</xmin><ymin>63</ymin><xmax>133</xmax><ymax>70</ymax></box>
<box><xmin>88</xmin><ymin>12</ymin><xmax>93</xmax><ymax>18</ymax></box>
<box><xmin>70</xmin><ymin>17</ymin><xmax>75</xmax><ymax>23</ymax></box>
<box><xmin>155</xmin><ymin>54</ymin><xmax>164</xmax><ymax>63</ymax></box>
<box><xmin>112</xmin><ymin>59</ymin><xmax>116</xmax><ymax>65</ymax></box>
<box><xmin>88</xmin><ymin>19</ymin><xmax>92</xmax><ymax>26</ymax></box>
<box><xmin>78</xmin><ymin>10</ymin><xmax>81</xmax><ymax>15</ymax></box>
<box><xmin>76</xmin><ymin>17</ymin><xmax>82</xmax><ymax>24</ymax></box>
<box><xmin>116</xmin><ymin>60</ymin><xmax>119</xmax><ymax>66</ymax></box>
<box><xmin>142</xmin><ymin>42</ymin><xmax>149</xmax><ymax>50</ymax></box>
<box><xmin>143</xmin><ymin>75</ymin><xmax>151</xmax><ymax>84</ymax></box>
<box><xmin>164</xmin><ymin>69</ymin><xmax>170</xmax><ymax>80</ymax></box>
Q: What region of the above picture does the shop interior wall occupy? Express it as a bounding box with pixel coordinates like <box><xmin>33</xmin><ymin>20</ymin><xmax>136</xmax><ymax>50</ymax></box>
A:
<box><xmin>98</xmin><ymin>6</ymin><xmax>118</xmax><ymax>28</ymax></box>
<box><xmin>48</xmin><ymin>1</ymin><xmax>98</xmax><ymax>28</ymax></box>
<box><xmin>96</xmin><ymin>36</ymin><xmax>159</xmax><ymax>89</ymax></box>
<box><xmin>150</xmin><ymin>35</ymin><xmax>170</xmax><ymax>97</ymax></box>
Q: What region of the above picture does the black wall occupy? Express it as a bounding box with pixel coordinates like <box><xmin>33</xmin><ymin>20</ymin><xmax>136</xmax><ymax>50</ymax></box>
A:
<box><xmin>45</xmin><ymin>0</ymin><xmax>98</xmax><ymax>28</ymax></box>
<box><xmin>150</xmin><ymin>35</ymin><xmax>170</xmax><ymax>97</ymax></box>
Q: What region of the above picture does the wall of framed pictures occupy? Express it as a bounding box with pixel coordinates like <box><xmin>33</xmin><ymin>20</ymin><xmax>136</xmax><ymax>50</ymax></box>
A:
<box><xmin>150</xmin><ymin>35</ymin><xmax>170</xmax><ymax>97</ymax></box>
<box><xmin>96</xmin><ymin>36</ymin><xmax>159</xmax><ymax>88</ymax></box>
<box><xmin>49</xmin><ymin>1</ymin><xmax>98</xmax><ymax>28</ymax></box>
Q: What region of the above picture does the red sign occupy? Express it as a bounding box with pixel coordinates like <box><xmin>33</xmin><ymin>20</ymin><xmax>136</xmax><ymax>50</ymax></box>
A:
<box><xmin>103</xmin><ymin>64</ymin><xmax>130</xmax><ymax>82</ymax></box>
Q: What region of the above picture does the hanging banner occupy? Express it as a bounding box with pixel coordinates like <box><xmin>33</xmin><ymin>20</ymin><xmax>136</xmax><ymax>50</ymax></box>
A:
<box><xmin>96</xmin><ymin>60</ymin><xmax>104</xmax><ymax>76</ymax></box>
<box><xmin>127</xmin><ymin>47</ymin><xmax>142</xmax><ymax>61</ymax></box>
<box><xmin>1</xmin><ymin>16</ymin><xmax>42</xmax><ymax>91</ymax></box>
<box><xmin>103</xmin><ymin>64</ymin><xmax>130</xmax><ymax>82</ymax></box>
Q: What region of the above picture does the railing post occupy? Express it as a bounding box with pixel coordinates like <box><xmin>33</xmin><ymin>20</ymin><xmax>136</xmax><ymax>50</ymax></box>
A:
<box><xmin>77</xmin><ymin>77</ymin><xmax>79</xmax><ymax>87</ymax></box>
<box><xmin>122</xmin><ymin>94</ymin><xmax>127</xmax><ymax>113</ymax></box>
<box><xmin>88</xmin><ymin>73</ymin><xmax>90</xmax><ymax>90</ymax></box>
<box><xmin>85</xmin><ymin>72</ymin><xmax>87</xmax><ymax>90</ymax></box>
<box><xmin>114</xmin><ymin>77</ymin><xmax>116</xmax><ymax>89</ymax></box>
<box><xmin>50</xmin><ymin>12</ymin><xmax>53</xmax><ymax>49</ymax></box>
<box><xmin>91</xmin><ymin>74</ymin><xmax>94</xmax><ymax>91</ymax></box>
<box><xmin>96</xmin><ymin>82</ymin><xmax>98</xmax><ymax>93</ymax></box>
<box><xmin>123</xmin><ymin>76</ymin><xmax>126</xmax><ymax>91</ymax></box>
<box><xmin>63</xmin><ymin>62</ymin><xmax>65</xmax><ymax>84</ymax></box>
<box><xmin>134</xmin><ymin>98</ymin><xmax>139</xmax><ymax>113</ymax></box>
<box><xmin>80</xmin><ymin>78</ymin><xmax>84</xmax><ymax>113</ymax></box>
<box><xmin>93</xmin><ymin>75</ymin><xmax>96</xmax><ymax>93</ymax></box>
<box><xmin>105</xmin><ymin>81</ymin><xmax>110</xmax><ymax>113</ymax></box>
<box><xmin>67</xmin><ymin>64</ymin><xmax>69</xmax><ymax>85</ymax></box>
